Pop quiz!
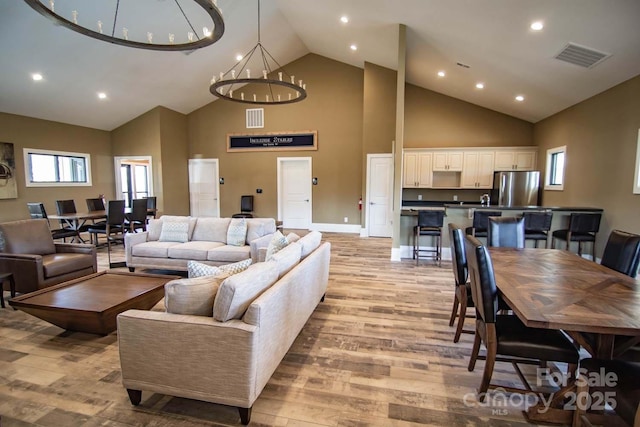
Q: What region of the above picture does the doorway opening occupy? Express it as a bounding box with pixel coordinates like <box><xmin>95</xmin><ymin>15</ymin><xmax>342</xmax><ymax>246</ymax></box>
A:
<box><xmin>114</xmin><ymin>156</ymin><xmax>153</xmax><ymax>208</ymax></box>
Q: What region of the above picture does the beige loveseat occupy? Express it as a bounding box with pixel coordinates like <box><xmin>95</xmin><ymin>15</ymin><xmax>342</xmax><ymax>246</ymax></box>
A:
<box><xmin>125</xmin><ymin>216</ymin><xmax>276</xmax><ymax>272</ymax></box>
<box><xmin>117</xmin><ymin>231</ymin><xmax>329</xmax><ymax>424</ymax></box>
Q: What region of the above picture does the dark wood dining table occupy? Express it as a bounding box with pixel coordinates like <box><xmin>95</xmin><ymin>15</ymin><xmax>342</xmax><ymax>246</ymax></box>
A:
<box><xmin>489</xmin><ymin>247</ymin><xmax>640</xmax><ymax>424</ymax></box>
<box><xmin>48</xmin><ymin>210</ymin><xmax>108</xmax><ymax>243</ymax></box>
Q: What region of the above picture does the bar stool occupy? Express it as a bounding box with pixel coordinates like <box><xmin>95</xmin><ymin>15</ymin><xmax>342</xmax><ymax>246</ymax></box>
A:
<box><xmin>465</xmin><ymin>210</ymin><xmax>502</xmax><ymax>239</ymax></box>
<box><xmin>551</xmin><ymin>212</ymin><xmax>602</xmax><ymax>259</ymax></box>
<box><xmin>413</xmin><ymin>210</ymin><xmax>445</xmax><ymax>266</ymax></box>
<box><xmin>487</xmin><ymin>216</ymin><xmax>525</xmax><ymax>248</ymax></box>
<box><xmin>523</xmin><ymin>210</ymin><xmax>553</xmax><ymax>248</ymax></box>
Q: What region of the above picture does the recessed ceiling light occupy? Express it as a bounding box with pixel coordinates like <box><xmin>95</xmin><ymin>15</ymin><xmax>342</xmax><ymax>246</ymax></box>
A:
<box><xmin>235</xmin><ymin>54</ymin><xmax>243</xmax><ymax>61</ymax></box>
<box><xmin>340</xmin><ymin>16</ymin><xmax>349</xmax><ymax>24</ymax></box>
<box><xmin>515</xmin><ymin>95</ymin><xmax>525</xmax><ymax>102</ymax></box>
<box><xmin>97</xmin><ymin>92</ymin><xmax>107</xmax><ymax>100</ymax></box>
<box><xmin>350</xmin><ymin>44</ymin><xmax>357</xmax><ymax>51</ymax></box>
<box><xmin>437</xmin><ymin>71</ymin><xmax>446</xmax><ymax>77</ymax></box>
<box><xmin>530</xmin><ymin>21</ymin><xmax>544</xmax><ymax>31</ymax></box>
<box><xmin>31</xmin><ymin>73</ymin><xmax>43</xmax><ymax>81</ymax></box>
<box><xmin>475</xmin><ymin>82</ymin><xmax>484</xmax><ymax>89</ymax></box>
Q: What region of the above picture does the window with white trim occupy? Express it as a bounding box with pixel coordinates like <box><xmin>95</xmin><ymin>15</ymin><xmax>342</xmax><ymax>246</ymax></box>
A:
<box><xmin>544</xmin><ymin>145</ymin><xmax>566</xmax><ymax>191</ymax></box>
<box><xmin>24</xmin><ymin>148</ymin><xmax>92</xmax><ymax>187</ymax></box>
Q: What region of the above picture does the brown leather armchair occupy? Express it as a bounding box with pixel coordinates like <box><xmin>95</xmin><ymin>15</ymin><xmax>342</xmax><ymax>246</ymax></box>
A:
<box><xmin>0</xmin><ymin>219</ymin><xmax>97</xmax><ymax>295</ymax></box>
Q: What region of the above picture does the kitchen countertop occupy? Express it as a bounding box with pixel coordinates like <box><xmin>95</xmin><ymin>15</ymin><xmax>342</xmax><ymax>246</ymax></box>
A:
<box><xmin>442</xmin><ymin>204</ymin><xmax>603</xmax><ymax>212</ymax></box>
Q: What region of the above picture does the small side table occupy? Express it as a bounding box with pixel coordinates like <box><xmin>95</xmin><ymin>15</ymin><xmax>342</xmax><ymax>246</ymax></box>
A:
<box><xmin>0</xmin><ymin>272</ymin><xmax>16</xmax><ymax>309</ymax></box>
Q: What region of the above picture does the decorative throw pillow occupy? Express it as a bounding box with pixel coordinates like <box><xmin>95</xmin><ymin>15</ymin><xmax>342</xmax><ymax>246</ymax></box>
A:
<box><xmin>227</xmin><ymin>218</ymin><xmax>248</xmax><ymax>246</ymax></box>
<box><xmin>218</xmin><ymin>258</ymin><xmax>252</xmax><ymax>275</ymax></box>
<box><xmin>159</xmin><ymin>218</ymin><xmax>190</xmax><ymax>242</ymax></box>
<box><xmin>265</xmin><ymin>230</ymin><xmax>289</xmax><ymax>261</ymax></box>
<box><xmin>187</xmin><ymin>260</ymin><xmax>221</xmax><ymax>278</ymax></box>
<box><xmin>147</xmin><ymin>218</ymin><xmax>163</xmax><ymax>241</ymax></box>
<box><xmin>286</xmin><ymin>232</ymin><xmax>301</xmax><ymax>243</ymax></box>
<box><xmin>165</xmin><ymin>275</ymin><xmax>227</xmax><ymax>316</ymax></box>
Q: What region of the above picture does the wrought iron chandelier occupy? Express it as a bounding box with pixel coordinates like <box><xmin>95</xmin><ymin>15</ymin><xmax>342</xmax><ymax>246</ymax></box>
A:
<box><xmin>209</xmin><ymin>0</ymin><xmax>307</xmax><ymax>105</ymax></box>
<box><xmin>23</xmin><ymin>0</ymin><xmax>225</xmax><ymax>51</ymax></box>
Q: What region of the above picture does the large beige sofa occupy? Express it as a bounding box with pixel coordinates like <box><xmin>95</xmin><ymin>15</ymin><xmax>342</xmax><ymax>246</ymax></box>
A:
<box><xmin>125</xmin><ymin>216</ymin><xmax>276</xmax><ymax>272</ymax></box>
<box><xmin>117</xmin><ymin>231</ymin><xmax>329</xmax><ymax>424</ymax></box>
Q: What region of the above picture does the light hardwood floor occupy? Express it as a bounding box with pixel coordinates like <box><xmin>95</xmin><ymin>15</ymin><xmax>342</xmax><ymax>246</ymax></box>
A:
<box><xmin>0</xmin><ymin>233</ymin><xmax>548</xmax><ymax>426</ymax></box>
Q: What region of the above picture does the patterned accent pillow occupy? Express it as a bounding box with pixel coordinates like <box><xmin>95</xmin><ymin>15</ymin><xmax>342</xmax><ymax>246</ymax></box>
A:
<box><xmin>159</xmin><ymin>218</ymin><xmax>190</xmax><ymax>242</ymax></box>
<box><xmin>227</xmin><ymin>218</ymin><xmax>248</xmax><ymax>246</ymax></box>
<box><xmin>218</xmin><ymin>258</ymin><xmax>252</xmax><ymax>275</ymax></box>
<box><xmin>265</xmin><ymin>230</ymin><xmax>289</xmax><ymax>261</ymax></box>
<box><xmin>187</xmin><ymin>260</ymin><xmax>221</xmax><ymax>278</ymax></box>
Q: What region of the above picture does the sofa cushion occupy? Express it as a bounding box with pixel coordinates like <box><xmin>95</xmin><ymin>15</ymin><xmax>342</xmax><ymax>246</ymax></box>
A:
<box><xmin>167</xmin><ymin>241</ymin><xmax>224</xmax><ymax>261</ymax></box>
<box><xmin>207</xmin><ymin>245</ymin><xmax>251</xmax><ymax>263</ymax></box>
<box><xmin>188</xmin><ymin>258</ymin><xmax>253</xmax><ymax>278</ymax></box>
<box><xmin>213</xmin><ymin>262</ymin><xmax>279</xmax><ymax>321</ymax></box>
<box><xmin>269</xmin><ymin>241</ymin><xmax>302</xmax><ymax>278</ymax></box>
<box><xmin>246</xmin><ymin>218</ymin><xmax>277</xmax><ymax>243</ymax></box>
<box><xmin>191</xmin><ymin>218</ymin><xmax>231</xmax><ymax>243</ymax></box>
<box><xmin>159</xmin><ymin>218</ymin><xmax>190</xmax><ymax>243</ymax></box>
<box><xmin>298</xmin><ymin>231</ymin><xmax>322</xmax><ymax>259</ymax></box>
<box><xmin>265</xmin><ymin>231</ymin><xmax>289</xmax><ymax>260</ymax></box>
<box><xmin>147</xmin><ymin>218</ymin><xmax>163</xmax><ymax>241</ymax></box>
<box><xmin>42</xmin><ymin>253</ymin><xmax>94</xmax><ymax>278</ymax></box>
<box><xmin>131</xmin><ymin>241</ymin><xmax>181</xmax><ymax>258</ymax></box>
<box><xmin>165</xmin><ymin>275</ymin><xmax>228</xmax><ymax>316</ymax></box>
<box><xmin>227</xmin><ymin>218</ymin><xmax>248</xmax><ymax>246</ymax></box>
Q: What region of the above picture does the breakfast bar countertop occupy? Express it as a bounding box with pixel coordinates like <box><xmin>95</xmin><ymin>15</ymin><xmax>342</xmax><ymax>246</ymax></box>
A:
<box><xmin>442</xmin><ymin>204</ymin><xmax>604</xmax><ymax>212</ymax></box>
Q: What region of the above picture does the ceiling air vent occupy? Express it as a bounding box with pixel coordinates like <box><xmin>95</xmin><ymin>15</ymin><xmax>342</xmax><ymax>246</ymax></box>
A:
<box><xmin>246</xmin><ymin>108</ymin><xmax>264</xmax><ymax>129</ymax></box>
<box><xmin>554</xmin><ymin>43</ymin><xmax>611</xmax><ymax>69</ymax></box>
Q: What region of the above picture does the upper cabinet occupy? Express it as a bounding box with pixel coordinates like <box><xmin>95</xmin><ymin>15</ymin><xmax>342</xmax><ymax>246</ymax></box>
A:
<box><xmin>461</xmin><ymin>151</ymin><xmax>495</xmax><ymax>189</ymax></box>
<box><xmin>432</xmin><ymin>151</ymin><xmax>463</xmax><ymax>171</ymax></box>
<box><xmin>494</xmin><ymin>149</ymin><xmax>537</xmax><ymax>171</ymax></box>
<box><xmin>403</xmin><ymin>151</ymin><xmax>433</xmax><ymax>188</ymax></box>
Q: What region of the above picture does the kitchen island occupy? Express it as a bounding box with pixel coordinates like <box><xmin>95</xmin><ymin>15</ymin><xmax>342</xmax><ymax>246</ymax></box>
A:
<box><xmin>400</xmin><ymin>202</ymin><xmax>604</xmax><ymax>261</ymax></box>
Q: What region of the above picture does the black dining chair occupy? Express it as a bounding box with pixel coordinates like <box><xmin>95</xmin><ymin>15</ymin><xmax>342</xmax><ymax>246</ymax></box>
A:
<box><xmin>464</xmin><ymin>235</ymin><xmax>579</xmax><ymax>399</ymax></box>
<box><xmin>232</xmin><ymin>195</ymin><xmax>254</xmax><ymax>218</ymax></box>
<box><xmin>552</xmin><ymin>212</ymin><xmax>602</xmax><ymax>259</ymax></box>
<box><xmin>572</xmin><ymin>358</ymin><xmax>640</xmax><ymax>427</ymax></box>
<box><xmin>87</xmin><ymin>200</ymin><xmax>126</xmax><ymax>251</ymax></box>
<box><xmin>523</xmin><ymin>210</ymin><xmax>553</xmax><ymax>248</ymax></box>
<box><xmin>448</xmin><ymin>223</ymin><xmax>474</xmax><ymax>343</ymax></box>
<box><xmin>413</xmin><ymin>210</ymin><xmax>445</xmax><ymax>266</ymax></box>
<box><xmin>465</xmin><ymin>210</ymin><xmax>502</xmax><ymax>239</ymax></box>
<box><xmin>27</xmin><ymin>202</ymin><xmax>78</xmax><ymax>242</ymax></box>
<box><xmin>145</xmin><ymin>196</ymin><xmax>157</xmax><ymax>220</ymax></box>
<box><xmin>487</xmin><ymin>216</ymin><xmax>525</xmax><ymax>248</ymax></box>
<box><xmin>126</xmin><ymin>199</ymin><xmax>148</xmax><ymax>233</ymax></box>
<box><xmin>86</xmin><ymin>197</ymin><xmax>105</xmax><ymax>212</ymax></box>
<box><xmin>600</xmin><ymin>229</ymin><xmax>640</xmax><ymax>277</ymax></box>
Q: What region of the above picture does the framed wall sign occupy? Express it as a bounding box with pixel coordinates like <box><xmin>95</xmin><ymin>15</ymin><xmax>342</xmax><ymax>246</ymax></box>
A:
<box><xmin>0</xmin><ymin>142</ymin><xmax>18</xmax><ymax>199</ymax></box>
<box><xmin>227</xmin><ymin>131</ymin><xmax>317</xmax><ymax>152</ymax></box>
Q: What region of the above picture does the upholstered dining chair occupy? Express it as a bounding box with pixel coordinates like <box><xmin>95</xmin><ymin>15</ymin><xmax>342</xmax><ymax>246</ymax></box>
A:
<box><xmin>56</xmin><ymin>199</ymin><xmax>92</xmax><ymax>236</ymax></box>
<box><xmin>126</xmin><ymin>199</ymin><xmax>148</xmax><ymax>233</ymax></box>
<box><xmin>523</xmin><ymin>211</ymin><xmax>553</xmax><ymax>248</ymax></box>
<box><xmin>232</xmin><ymin>195</ymin><xmax>254</xmax><ymax>218</ymax></box>
<box><xmin>87</xmin><ymin>200</ymin><xmax>126</xmax><ymax>247</ymax></box>
<box><xmin>487</xmin><ymin>216</ymin><xmax>525</xmax><ymax>248</ymax></box>
<box><xmin>600</xmin><ymin>229</ymin><xmax>640</xmax><ymax>277</ymax></box>
<box><xmin>86</xmin><ymin>197</ymin><xmax>105</xmax><ymax>212</ymax></box>
<box><xmin>572</xmin><ymin>358</ymin><xmax>640</xmax><ymax>427</ymax></box>
<box><xmin>414</xmin><ymin>210</ymin><xmax>445</xmax><ymax>266</ymax></box>
<box><xmin>464</xmin><ymin>235</ymin><xmax>579</xmax><ymax>399</ymax></box>
<box><xmin>465</xmin><ymin>210</ymin><xmax>502</xmax><ymax>239</ymax></box>
<box><xmin>552</xmin><ymin>212</ymin><xmax>602</xmax><ymax>259</ymax></box>
<box><xmin>27</xmin><ymin>202</ymin><xmax>78</xmax><ymax>242</ymax></box>
<box><xmin>448</xmin><ymin>223</ymin><xmax>474</xmax><ymax>343</ymax></box>
<box><xmin>144</xmin><ymin>196</ymin><xmax>157</xmax><ymax>220</ymax></box>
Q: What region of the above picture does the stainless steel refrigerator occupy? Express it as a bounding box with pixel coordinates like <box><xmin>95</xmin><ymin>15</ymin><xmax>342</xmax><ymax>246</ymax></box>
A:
<box><xmin>491</xmin><ymin>171</ymin><xmax>540</xmax><ymax>207</ymax></box>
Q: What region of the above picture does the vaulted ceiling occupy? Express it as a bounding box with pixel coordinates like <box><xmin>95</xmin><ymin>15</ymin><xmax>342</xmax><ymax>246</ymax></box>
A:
<box><xmin>1</xmin><ymin>0</ymin><xmax>639</xmax><ymax>131</ymax></box>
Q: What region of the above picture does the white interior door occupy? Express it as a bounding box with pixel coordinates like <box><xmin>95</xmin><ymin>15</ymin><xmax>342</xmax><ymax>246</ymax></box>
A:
<box><xmin>278</xmin><ymin>157</ymin><xmax>312</xmax><ymax>229</ymax></box>
<box><xmin>367</xmin><ymin>154</ymin><xmax>393</xmax><ymax>237</ymax></box>
<box><xmin>188</xmin><ymin>159</ymin><xmax>220</xmax><ymax>217</ymax></box>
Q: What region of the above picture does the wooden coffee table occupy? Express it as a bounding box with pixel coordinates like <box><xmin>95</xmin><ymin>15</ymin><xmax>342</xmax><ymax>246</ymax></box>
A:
<box><xmin>9</xmin><ymin>271</ymin><xmax>178</xmax><ymax>335</ymax></box>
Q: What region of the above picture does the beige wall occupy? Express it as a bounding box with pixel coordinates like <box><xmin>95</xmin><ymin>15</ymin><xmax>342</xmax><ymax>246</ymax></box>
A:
<box><xmin>535</xmin><ymin>74</ymin><xmax>640</xmax><ymax>257</ymax></box>
<box><xmin>0</xmin><ymin>112</ymin><xmax>113</xmax><ymax>223</ymax></box>
<box><xmin>404</xmin><ymin>85</ymin><xmax>533</xmax><ymax>148</ymax></box>
<box><xmin>188</xmin><ymin>54</ymin><xmax>365</xmax><ymax>223</ymax></box>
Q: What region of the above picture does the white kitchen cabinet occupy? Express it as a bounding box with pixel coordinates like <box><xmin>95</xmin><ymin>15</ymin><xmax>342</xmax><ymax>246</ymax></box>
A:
<box><xmin>432</xmin><ymin>151</ymin><xmax>463</xmax><ymax>171</ymax></box>
<box><xmin>403</xmin><ymin>151</ymin><xmax>433</xmax><ymax>188</ymax></box>
<box><xmin>494</xmin><ymin>149</ymin><xmax>537</xmax><ymax>171</ymax></box>
<box><xmin>461</xmin><ymin>151</ymin><xmax>495</xmax><ymax>188</ymax></box>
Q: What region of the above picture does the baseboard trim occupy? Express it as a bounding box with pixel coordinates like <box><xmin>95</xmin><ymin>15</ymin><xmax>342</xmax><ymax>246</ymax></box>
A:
<box><xmin>309</xmin><ymin>223</ymin><xmax>362</xmax><ymax>234</ymax></box>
